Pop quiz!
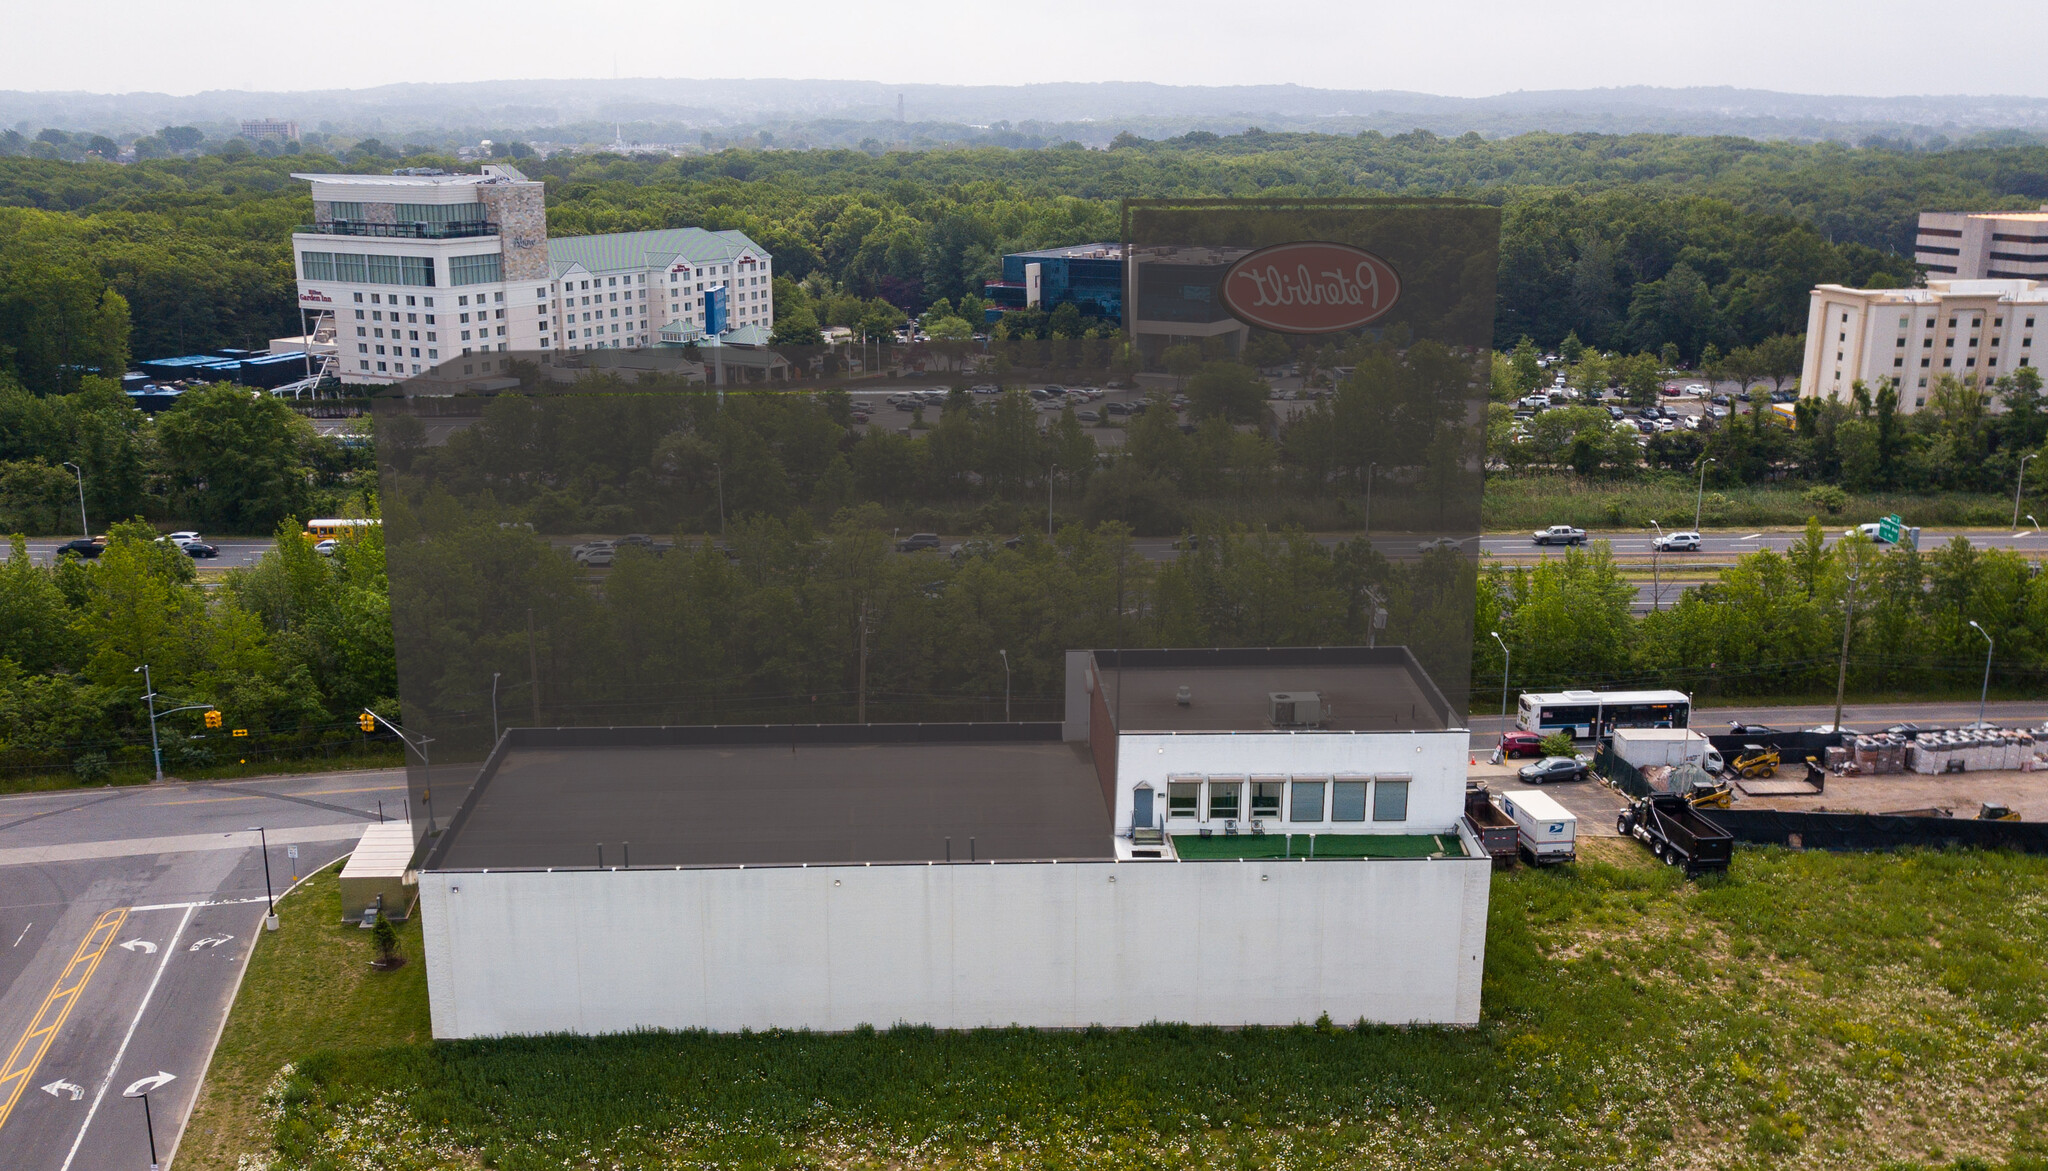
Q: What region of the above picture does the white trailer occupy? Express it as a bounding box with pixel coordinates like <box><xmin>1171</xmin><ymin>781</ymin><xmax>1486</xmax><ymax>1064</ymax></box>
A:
<box><xmin>1611</xmin><ymin>727</ymin><xmax>1716</xmax><ymax>771</ymax></box>
<box><xmin>1499</xmin><ymin>789</ymin><xmax>1577</xmax><ymax>865</ymax></box>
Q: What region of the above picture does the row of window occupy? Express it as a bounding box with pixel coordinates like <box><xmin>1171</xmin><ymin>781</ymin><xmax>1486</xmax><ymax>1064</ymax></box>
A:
<box><xmin>1163</xmin><ymin>776</ymin><xmax>1410</xmax><ymax>824</ymax></box>
<box><xmin>301</xmin><ymin>251</ymin><xmax>435</xmax><ymax>287</ymax></box>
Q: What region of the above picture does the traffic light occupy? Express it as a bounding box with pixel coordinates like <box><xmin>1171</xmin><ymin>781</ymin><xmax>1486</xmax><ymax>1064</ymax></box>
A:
<box><xmin>203</xmin><ymin>709</ymin><xmax>222</xmax><ymax>729</ymax></box>
<box><xmin>358</xmin><ymin>712</ymin><xmax>378</xmax><ymax>733</ymax></box>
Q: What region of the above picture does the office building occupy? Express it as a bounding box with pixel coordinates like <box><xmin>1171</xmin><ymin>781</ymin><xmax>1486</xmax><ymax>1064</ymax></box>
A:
<box><xmin>240</xmin><ymin>118</ymin><xmax>300</xmax><ymax>142</ymax></box>
<box><xmin>289</xmin><ymin>167</ymin><xmax>770</xmax><ymax>385</ymax></box>
<box><xmin>1915</xmin><ymin>207</ymin><xmax>2048</xmax><ymax>281</ymax></box>
<box><xmin>416</xmin><ymin>647</ymin><xmax>1491</xmax><ymax>1037</ymax></box>
<box><xmin>982</xmin><ymin>243</ymin><xmax>1123</xmax><ymax>322</ymax></box>
<box><xmin>1800</xmin><ymin>279</ymin><xmax>2046</xmax><ymax>413</ymax></box>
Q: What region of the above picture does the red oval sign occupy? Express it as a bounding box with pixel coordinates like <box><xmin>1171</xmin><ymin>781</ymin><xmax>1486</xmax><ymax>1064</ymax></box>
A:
<box><xmin>1220</xmin><ymin>241</ymin><xmax>1401</xmax><ymax>334</ymax></box>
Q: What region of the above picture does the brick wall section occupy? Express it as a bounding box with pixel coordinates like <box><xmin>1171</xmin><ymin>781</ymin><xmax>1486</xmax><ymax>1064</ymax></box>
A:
<box><xmin>1089</xmin><ymin>669</ymin><xmax>1117</xmax><ymax>820</ymax></box>
<box><xmin>481</xmin><ymin>185</ymin><xmax>549</xmax><ymax>281</ymax></box>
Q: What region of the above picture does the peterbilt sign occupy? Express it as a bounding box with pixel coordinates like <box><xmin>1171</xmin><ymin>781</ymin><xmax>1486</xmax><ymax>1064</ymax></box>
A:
<box><xmin>1219</xmin><ymin>241</ymin><xmax>1400</xmax><ymax>334</ymax></box>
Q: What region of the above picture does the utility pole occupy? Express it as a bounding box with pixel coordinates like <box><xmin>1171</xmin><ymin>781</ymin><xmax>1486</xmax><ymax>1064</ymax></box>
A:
<box><xmin>248</xmin><ymin>825</ymin><xmax>277</xmax><ymax>929</ymax></box>
<box><xmin>856</xmin><ymin>598</ymin><xmax>870</xmax><ymax>724</ymax></box>
<box><xmin>1831</xmin><ymin>571</ymin><xmax>1859</xmax><ymax>736</ymax></box>
<box><xmin>1363</xmin><ymin>461</ymin><xmax>1376</xmax><ymax>536</ymax></box>
<box><xmin>1694</xmin><ymin>457</ymin><xmax>1717</xmax><ymax>531</ymax></box>
<box><xmin>491</xmin><ymin>672</ymin><xmax>501</xmax><ymax>745</ymax></box>
<box><xmin>1649</xmin><ymin>521</ymin><xmax>1663</xmax><ymax>612</ymax></box>
<box><xmin>998</xmin><ymin>649</ymin><xmax>1011</xmax><ymax>722</ymax></box>
<box><xmin>61</xmin><ymin>460</ymin><xmax>87</xmax><ymax>538</ymax></box>
<box><xmin>526</xmin><ymin>608</ymin><xmax>542</xmax><ymax>725</ymax></box>
<box><xmin>2015</xmin><ymin>453</ymin><xmax>2037</xmax><ymax>530</ymax></box>
<box><xmin>136</xmin><ymin>664</ymin><xmax>162</xmax><ymax>783</ymax></box>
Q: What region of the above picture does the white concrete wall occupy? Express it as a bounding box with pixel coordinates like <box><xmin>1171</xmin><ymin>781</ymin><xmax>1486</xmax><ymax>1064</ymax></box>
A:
<box><xmin>419</xmin><ymin>853</ymin><xmax>1491</xmax><ymax>1039</ymax></box>
<box><xmin>1112</xmin><ymin>731</ymin><xmax>1469</xmax><ymax>834</ymax></box>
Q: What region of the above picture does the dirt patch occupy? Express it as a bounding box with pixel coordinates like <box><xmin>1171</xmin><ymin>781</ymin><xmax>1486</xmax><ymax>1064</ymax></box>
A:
<box><xmin>1740</xmin><ymin>768</ymin><xmax>2048</xmax><ymax>820</ymax></box>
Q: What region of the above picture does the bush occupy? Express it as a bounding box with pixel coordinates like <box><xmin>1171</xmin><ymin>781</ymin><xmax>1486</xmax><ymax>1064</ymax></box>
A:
<box><xmin>71</xmin><ymin>751</ymin><xmax>110</xmax><ymax>781</ymax></box>
<box><xmin>1539</xmin><ymin>731</ymin><xmax>1578</xmax><ymax>758</ymax></box>
<box><xmin>1801</xmin><ymin>484</ymin><xmax>1849</xmax><ymax>516</ymax></box>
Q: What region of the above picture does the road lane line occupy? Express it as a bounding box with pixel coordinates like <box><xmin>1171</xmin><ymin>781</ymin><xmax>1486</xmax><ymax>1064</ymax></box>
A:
<box><xmin>0</xmin><ymin>907</ymin><xmax>128</xmax><ymax>1133</ymax></box>
<box><xmin>59</xmin><ymin>902</ymin><xmax>193</xmax><ymax>1171</ymax></box>
<box><xmin>10</xmin><ymin>923</ymin><xmax>26</xmax><ymax>948</ymax></box>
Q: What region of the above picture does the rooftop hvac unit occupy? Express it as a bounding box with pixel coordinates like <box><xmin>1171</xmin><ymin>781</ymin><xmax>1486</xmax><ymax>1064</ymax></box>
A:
<box><xmin>1268</xmin><ymin>691</ymin><xmax>1325</xmax><ymax>728</ymax></box>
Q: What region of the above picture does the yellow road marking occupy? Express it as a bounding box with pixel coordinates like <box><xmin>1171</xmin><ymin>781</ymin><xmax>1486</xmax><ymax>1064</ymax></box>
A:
<box><xmin>0</xmin><ymin>907</ymin><xmax>128</xmax><ymax>1132</ymax></box>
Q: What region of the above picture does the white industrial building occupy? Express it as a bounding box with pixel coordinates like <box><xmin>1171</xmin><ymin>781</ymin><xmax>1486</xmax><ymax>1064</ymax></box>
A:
<box><xmin>416</xmin><ymin>647</ymin><xmax>1492</xmax><ymax>1038</ymax></box>
<box><xmin>1800</xmin><ymin>279</ymin><xmax>2046</xmax><ymax>413</ymax></box>
<box><xmin>283</xmin><ymin>166</ymin><xmax>771</xmax><ymax>386</ymax></box>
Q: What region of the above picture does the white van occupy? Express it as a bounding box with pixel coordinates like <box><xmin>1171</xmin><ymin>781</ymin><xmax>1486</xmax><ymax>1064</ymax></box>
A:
<box><xmin>1499</xmin><ymin>789</ymin><xmax>1577</xmax><ymax>865</ymax></box>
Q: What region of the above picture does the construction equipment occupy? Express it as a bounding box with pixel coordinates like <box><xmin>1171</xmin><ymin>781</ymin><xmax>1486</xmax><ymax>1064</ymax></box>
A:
<box><xmin>1977</xmin><ymin>803</ymin><xmax>2022</xmax><ymax>822</ymax></box>
<box><xmin>1686</xmin><ymin>779</ymin><xmax>1734</xmax><ymax>809</ymax></box>
<box><xmin>1617</xmin><ymin>794</ymin><xmax>1733</xmax><ymax>878</ymax></box>
<box><xmin>1732</xmin><ymin>744</ymin><xmax>1780</xmax><ymax>780</ymax></box>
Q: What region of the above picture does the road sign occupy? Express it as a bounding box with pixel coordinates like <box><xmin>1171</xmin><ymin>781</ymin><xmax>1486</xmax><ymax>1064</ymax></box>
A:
<box><xmin>287</xmin><ymin>845</ymin><xmax>299</xmax><ymax>861</ymax></box>
<box><xmin>1878</xmin><ymin>514</ymin><xmax>1902</xmax><ymax>543</ymax></box>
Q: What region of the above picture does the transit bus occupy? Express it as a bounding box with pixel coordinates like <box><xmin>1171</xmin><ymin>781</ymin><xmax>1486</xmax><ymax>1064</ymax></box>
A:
<box><xmin>303</xmin><ymin>518</ymin><xmax>382</xmax><ymax>541</ymax></box>
<box><xmin>1516</xmin><ymin>689</ymin><xmax>1691</xmax><ymax>740</ymax></box>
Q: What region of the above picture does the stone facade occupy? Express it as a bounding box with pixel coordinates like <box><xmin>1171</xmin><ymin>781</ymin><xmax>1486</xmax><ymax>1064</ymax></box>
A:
<box><xmin>480</xmin><ymin>184</ymin><xmax>548</xmax><ymax>281</ymax></box>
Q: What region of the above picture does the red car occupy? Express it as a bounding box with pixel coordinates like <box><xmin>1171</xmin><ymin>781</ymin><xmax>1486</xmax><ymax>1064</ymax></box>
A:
<box><xmin>1498</xmin><ymin>731</ymin><xmax>1544</xmax><ymax>759</ymax></box>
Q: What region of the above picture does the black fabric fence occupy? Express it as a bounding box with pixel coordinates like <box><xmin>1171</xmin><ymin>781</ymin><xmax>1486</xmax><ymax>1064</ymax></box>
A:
<box><xmin>1705</xmin><ymin>732</ymin><xmax>1840</xmax><ymax>761</ymax></box>
<box><xmin>1702</xmin><ymin>809</ymin><xmax>2048</xmax><ymax>855</ymax></box>
<box><xmin>1594</xmin><ymin>746</ymin><xmax>1651</xmax><ymax>799</ymax></box>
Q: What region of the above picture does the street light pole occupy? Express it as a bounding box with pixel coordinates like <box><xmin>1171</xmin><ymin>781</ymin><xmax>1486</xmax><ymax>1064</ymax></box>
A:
<box><xmin>134</xmin><ymin>664</ymin><xmax>163</xmax><ymax>783</ymax></box>
<box><xmin>61</xmin><ymin>460</ymin><xmax>87</xmax><ymax>538</ymax></box>
<box><xmin>1968</xmin><ymin>620</ymin><xmax>1995</xmax><ymax>727</ymax></box>
<box><xmin>1364</xmin><ymin>461</ymin><xmax>1377</xmax><ymax>536</ymax></box>
<box><xmin>490</xmin><ymin>672</ymin><xmax>501</xmax><ymax>745</ymax></box>
<box><xmin>1490</xmin><ymin>630</ymin><xmax>1510</xmax><ymax>721</ymax></box>
<box><xmin>1649</xmin><ymin>521</ymin><xmax>1663</xmax><ymax>612</ymax></box>
<box><xmin>364</xmin><ymin>709</ymin><xmax>435</xmax><ymax>830</ymax></box>
<box><xmin>2015</xmin><ymin>453</ymin><xmax>2037</xmax><ymax>530</ymax></box>
<box><xmin>1693</xmin><ymin>457</ymin><xmax>1717</xmax><ymax>531</ymax></box>
<box><xmin>998</xmin><ymin>649</ymin><xmax>1011</xmax><ymax>722</ymax></box>
<box><xmin>249</xmin><ymin>825</ymin><xmax>277</xmax><ymax>929</ymax></box>
<box><xmin>141</xmin><ymin>1091</ymin><xmax>159</xmax><ymax>1170</ymax></box>
<box><xmin>1831</xmin><ymin>571</ymin><xmax>1859</xmax><ymax>737</ymax></box>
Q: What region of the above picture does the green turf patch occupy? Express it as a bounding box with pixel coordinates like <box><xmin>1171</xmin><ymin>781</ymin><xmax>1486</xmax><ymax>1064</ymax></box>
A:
<box><xmin>1171</xmin><ymin>832</ymin><xmax>1459</xmax><ymax>859</ymax></box>
<box><xmin>209</xmin><ymin>848</ymin><xmax>2048</xmax><ymax>1169</ymax></box>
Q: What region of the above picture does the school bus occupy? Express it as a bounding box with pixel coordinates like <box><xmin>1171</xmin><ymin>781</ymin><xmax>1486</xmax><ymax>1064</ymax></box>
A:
<box><xmin>304</xmin><ymin>518</ymin><xmax>382</xmax><ymax>541</ymax></box>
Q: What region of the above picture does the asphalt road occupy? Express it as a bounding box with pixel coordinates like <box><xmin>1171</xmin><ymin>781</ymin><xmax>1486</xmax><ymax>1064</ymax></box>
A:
<box><xmin>0</xmin><ymin>769</ymin><xmax>402</xmax><ymax>1170</ymax></box>
<box><xmin>16</xmin><ymin>539</ymin><xmax>274</xmax><ymax>570</ymax></box>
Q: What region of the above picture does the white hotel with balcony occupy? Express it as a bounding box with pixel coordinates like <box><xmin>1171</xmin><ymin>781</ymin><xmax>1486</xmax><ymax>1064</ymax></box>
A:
<box><xmin>287</xmin><ymin>166</ymin><xmax>772</xmax><ymax>385</ymax></box>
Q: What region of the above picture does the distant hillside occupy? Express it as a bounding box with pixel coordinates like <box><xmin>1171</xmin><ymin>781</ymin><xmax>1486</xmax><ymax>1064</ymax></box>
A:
<box><xmin>7</xmin><ymin>80</ymin><xmax>2048</xmax><ymax>147</ymax></box>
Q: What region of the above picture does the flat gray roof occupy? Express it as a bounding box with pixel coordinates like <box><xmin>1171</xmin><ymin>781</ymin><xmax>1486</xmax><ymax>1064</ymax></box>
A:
<box><xmin>430</xmin><ymin>737</ymin><xmax>1109</xmax><ymax>870</ymax></box>
<box><xmin>1092</xmin><ymin>648</ymin><xmax>1455</xmax><ymax>733</ymax></box>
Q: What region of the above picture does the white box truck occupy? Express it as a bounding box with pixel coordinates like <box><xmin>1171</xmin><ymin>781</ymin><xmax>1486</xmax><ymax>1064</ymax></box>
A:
<box><xmin>1499</xmin><ymin>789</ymin><xmax>1577</xmax><ymax>865</ymax></box>
<box><xmin>1611</xmin><ymin>727</ymin><xmax>1721</xmax><ymax>774</ymax></box>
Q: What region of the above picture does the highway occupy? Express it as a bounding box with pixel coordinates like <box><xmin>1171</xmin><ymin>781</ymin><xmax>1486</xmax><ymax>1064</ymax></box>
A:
<box><xmin>0</xmin><ymin>770</ymin><xmax>401</xmax><ymax>1170</ymax></box>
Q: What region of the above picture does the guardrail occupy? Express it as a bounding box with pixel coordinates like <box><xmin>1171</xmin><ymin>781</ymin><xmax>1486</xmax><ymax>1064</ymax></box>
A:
<box><xmin>299</xmin><ymin>220</ymin><xmax>497</xmax><ymax>240</ymax></box>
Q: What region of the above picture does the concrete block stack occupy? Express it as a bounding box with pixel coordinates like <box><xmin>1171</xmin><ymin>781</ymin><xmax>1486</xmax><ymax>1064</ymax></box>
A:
<box><xmin>1850</xmin><ymin>734</ymin><xmax>1910</xmax><ymax>775</ymax></box>
<box><xmin>1906</xmin><ymin>729</ymin><xmax>2036</xmax><ymax>774</ymax></box>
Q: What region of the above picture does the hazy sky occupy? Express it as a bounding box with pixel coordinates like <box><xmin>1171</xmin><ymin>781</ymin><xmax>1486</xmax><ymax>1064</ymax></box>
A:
<box><xmin>7</xmin><ymin>0</ymin><xmax>2046</xmax><ymax>98</ymax></box>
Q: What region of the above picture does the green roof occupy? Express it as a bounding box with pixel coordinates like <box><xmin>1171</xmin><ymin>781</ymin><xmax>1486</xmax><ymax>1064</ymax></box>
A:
<box><xmin>548</xmin><ymin>227</ymin><xmax>768</xmax><ymax>278</ymax></box>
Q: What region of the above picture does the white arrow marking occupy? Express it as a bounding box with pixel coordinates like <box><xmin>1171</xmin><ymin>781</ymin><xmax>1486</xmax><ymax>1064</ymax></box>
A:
<box><xmin>188</xmin><ymin>934</ymin><xmax>233</xmax><ymax>951</ymax></box>
<box><xmin>122</xmin><ymin>1071</ymin><xmax>176</xmax><ymax>1097</ymax></box>
<box><xmin>119</xmin><ymin>939</ymin><xmax>157</xmax><ymax>954</ymax></box>
<box><xmin>42</xmin><ymin>1079</ymin><xmax>84</xmax><ymax>1101</ymax></box>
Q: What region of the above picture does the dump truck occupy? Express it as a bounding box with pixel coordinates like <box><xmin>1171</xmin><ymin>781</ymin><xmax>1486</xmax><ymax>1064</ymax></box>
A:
<box><xmin>1617</xmin><ymin>793</ymin><xmax>1733</xmax><ymax>877</ymax></box>
<box><xmin>1499</xmin><ymin>788</ymin><xmax>1577</xmax><ymax>865</ymax></box>
<box><xmin>1463</xmin><ymin>782</ymin><xmax>1520</xmax><ymax>869</ymax></box>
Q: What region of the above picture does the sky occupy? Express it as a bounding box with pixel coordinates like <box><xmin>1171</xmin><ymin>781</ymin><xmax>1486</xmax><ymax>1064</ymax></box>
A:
<box><xmin>6</xmin><ymin>0</ymin><xmax>2047</xmax><ymax>98</ymax></box>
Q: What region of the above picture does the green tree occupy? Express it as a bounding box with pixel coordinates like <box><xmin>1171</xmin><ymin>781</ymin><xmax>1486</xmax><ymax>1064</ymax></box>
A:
<box><xmin>152</xmin><ymin>385</ymin><xmax>318</xmax><ymax>530</ymax></box>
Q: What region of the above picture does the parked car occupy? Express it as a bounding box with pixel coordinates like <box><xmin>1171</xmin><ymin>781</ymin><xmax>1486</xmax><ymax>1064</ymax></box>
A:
<box><xmin>896</xmin><ymin>532</ymin><xmax>942</xmax><ymax>553</ymax></box>
<box><xmin>1605</xmin><ymin>405</ymin><xmax>1625</xmax><ymax>419</ymax></box>
<box><xmin>1531</xmin><ymin>525</ymin><xmax>1588</xmax><ymax>546</ymax></box>
<box><xmin>1651</xmin><ymin>530</ymin><xmax>1701</xmax><ymax>552</ymax></box>
<box><xmin>949</xmin><ymin>538</ymin><xmax>998</xmax><ymax>561</ymax></box>
<box><xmin>1105</xmin><ymin>401</ymin><xmax>1131</xmax><ymax>416</ymax></box>
<box><xmin>1660</xmin><ymin>384</ymin><xmax>1682</xmax><ymax>396</ymax></box>
<box><xmin>1519</xmin><ymin>756</ymin><xmax>1589</xmax><ymax>784</ymax></box>
<box><xmin>1075</xmin><ymin>409</ymin><xmax>1101</xmax><ymax>423</ymax></box>
<box><xmin>182</xmin><ymin>541</ymin><xmax>220</xmax><ymax>559</ymax></box>
<box><xmin>1686</xmin><ymin>383</ymin><xmax>1710</xmax><ymax>396</ymax></box>
<box><xmin>1497</xmin><ymin>731</ymin><xmax>1544</xmax><ymax>759</ymax></box>
<box><xmin>314</xmin><ymin>538</ymin><xmax>340</xmax><ymax>557</ymax></box>
<box><xmin>1517</xmin><ymin>395</ymin><xmax>1551</xmax><ymax>411</ymax></box>
<box><xmin>972</xmin><ymin>384</ymin><xmax>1000</xmax><ymax>394</ymax></box>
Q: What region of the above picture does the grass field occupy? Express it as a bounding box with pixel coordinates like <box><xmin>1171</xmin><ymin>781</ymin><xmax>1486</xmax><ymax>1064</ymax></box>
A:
<box><xmin>189</xmin><ymin>845</ymin><xmax>2048</xmax><ymax>1170</ymax></box>
<box><xmin>0</xmin><ymin>747</ymin><xmax>406</xmax><ymax>797</ymax></box>
<box><xmin>1479</xmin><ymin>474</ymin><xmax>2024</xmax><ymax>532</ymax></box>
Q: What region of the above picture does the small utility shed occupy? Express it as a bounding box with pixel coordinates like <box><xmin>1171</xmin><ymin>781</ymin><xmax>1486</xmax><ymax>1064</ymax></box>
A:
<box><xmin>339</xmin><ymin>821</ymin><xmax>417</xmax><ymax>921</ymax></box>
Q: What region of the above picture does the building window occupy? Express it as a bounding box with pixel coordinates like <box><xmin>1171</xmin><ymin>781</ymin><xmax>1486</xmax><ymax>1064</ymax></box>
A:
<box><xmin>300</xmin><ymin>250</ymin><xmax>337</xmax><ymax>281</ymax></box>
<box><xmin>1247</xmin><ymin>779</ymin><xmax>1283</xmax><ymax>820</ymax></box>
<box><xmin>1372</xmin><ymin>778</ymin><xmax>1410</xmax><ymax>822</ymax></box>
<box><xmin>1207</xmin><ymin>779</ymin><xmax>1241</xmax><ymax>822</ymax></box>
<box><xmin>1331</xmin><ymin>779</ymin><xmax>1368</xmax><ymax>822</ymax></box>
<box><xmin>1289</xmin><ymin>779</ymin><xmax>1325</xmax><ymax>822</ymax></box>
<box><xmin>1921</xmin><ymin>358</ymin><xmax>1930</xmax><ymax>367</ymax></box>
<box><xmin>449</xmin><ymin>253</ymin><xmax>503</xmax><ymax>286</ymax></box>
<box><xmin>1944</xmin><ymin>359</ymin><xmax>1953</xmax><ymax>367</ymax></box>
<box><xmin>1894</xmin><ymin>357</ymin><xmax>1904</xmax><ymax>367</ymax></box>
